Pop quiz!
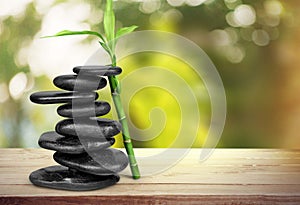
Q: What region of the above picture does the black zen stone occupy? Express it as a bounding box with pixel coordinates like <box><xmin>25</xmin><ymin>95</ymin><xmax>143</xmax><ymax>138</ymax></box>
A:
<box><xmin>29</xmin><ymin>64</ymin><xmax>129</xmax><ymax>191</ymax></box>
<box><xmin>73</xmin><ymin>65</ymin><xmax>122</xmax><ymax>76</ymax></box>
<box><xmin>53</xmin><ymin>75</ymin><xmax>107</xmax><ymax>91</ymax></box>
<box><xmin>55</xmin><ymin>118</ymin><xmax>122</xmax><ymax>138</ymax></box>
<box><xmin>38</xmin><ymin>131</ymin><xmax>115</xmax><ymax>154</ymax></box>
<box><xmin>30</xmin><ymin>91</ymin><xmax>98</xmax><ymax>104</ymax></box>
<box><xmin>57</xmin><ymin>101</ymin><xmax>111</xmax><ymax>118</ymax></box>
<box><xmin>53</xmin><ymin>149</ymin><xmax>128</xmax><ymax>175</ymax></box>
<box><xmin>29</xmin><ymin>165</ymin><xmax>120</xmax><ymax>191</ymax></box>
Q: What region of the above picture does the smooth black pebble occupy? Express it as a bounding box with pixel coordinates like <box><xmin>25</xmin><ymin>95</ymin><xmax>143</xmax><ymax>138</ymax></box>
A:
<box><xmin>73</xmin><ymin>65</ymin><xmax>122</xmax><ymax>76</ymax></box>
<box><xmin>55</xmin><ymin>118</ymin><xmax>122</xmax><ymax>138</ymax></box>
<box><xmin>38</xmin><ymin>131</ymin><xmax>115</xmax><ymax>154</ymax></box>
<box><xmin>30</xmin><ymin>91</ymin><xmax>98</xmax><ymax>104</ymax></box>
<box><xmin>53</xmin><ymin>149</ymin><xmax>128</xmax><ymax>175</ymax></box>
<box><xmin>57</xmin><ymin>101</ymin><xmax>111</xmax><ymax>118</ymax></box>
<box><xmin>29</xmin><ymin>165</ymin><xmax>119</xmax><ymax>191</ymax></box>
<box><xmin>53</xmin><ymin>75</ymin><xmax>107</xmax><ymax>91</ymax></box>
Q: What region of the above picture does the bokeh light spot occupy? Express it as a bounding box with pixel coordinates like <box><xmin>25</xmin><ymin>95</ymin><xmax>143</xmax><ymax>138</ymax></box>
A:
<box><xmin>139</xmin><ymin>0</ymin><xmax>161</xmax><ymax>14</ymax></box>
<box><xmin>225</xmin><ymin>27</ymin><xmax>239</xmax><ymax>44</ymax></box>
<box><xmin>8</xmin><ymin>72</ymin><xmax>28</xmax><ymax>100</ymax></box>
<box><xmin>210</xmin><ymin>29</ymin><xmax>230</xmax><ymax>46</ymax></box>
<box><xmin>167</xmin><ymin>0</ymin><xmax>185</xmax><ymax>7</ymax></box>
<box><xmin>226</xmin><ymin>11</ymin><xmax>239</xmax><ymax>27</ymax></box>
<box><xmin>252</xmin><ymin>29</ymin><xmax>270</xmax><ymax>46</ymax></box>
<box><xmin>225</xmin><ymin>45</ymin><xmax>245</xmax><ymax>63</ymax></box>
<box><xmin>186</xmin><ymin>0</ymin><xmax>207</xmax><ymax>7</ymax></box>
<box><xmin>264</xmin><ymin>15</ymin><xmax>280</xmax><ymax>27</ymax></box>
<box><xmin>163</xmin><ymin>9</ymin><xmax>183</xmax><ymax>23</ymax></box>
<box><xmin>34</xmin><ymin>0</ymin><xmax>55</xmax><ymax>15</ymax></box>
<box><xmin>0</xmin><ymin>0</ymin><xmax>32</xmax><ymax>20</ymax></box>
<box><xmin>264</xmin><ymin>0</ymin><xmax>283</xmax><ymax>16</ymax></box>
<box><xmin>233</xmin><ymin>4</ymin><xmax>256</xmax><ymax>27</ymax></box>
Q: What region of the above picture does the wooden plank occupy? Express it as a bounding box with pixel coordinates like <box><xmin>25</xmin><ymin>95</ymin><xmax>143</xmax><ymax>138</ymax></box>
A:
<box><xmin>0</xmin><ymin>184</ymin><xmax>300</xmax><ymax>196</ymax></box>
<box><xmin>0</xmin><ymin>149</ymin><xmax>299</xmax><ymax>204</ymax></box>
<box><xmin>1</xmin><ymin>167</ymin><xmax>299</xmax><ymax>185</ymax></box>
<box><xmin>0</xmin><ymin>149</ymin><xmax>299</xmax><ymax>185</ymax></box>
<box><xmin>1</xmin><ymin>195</ymin><xmax>300</xmax><ymax>205</ymax></box>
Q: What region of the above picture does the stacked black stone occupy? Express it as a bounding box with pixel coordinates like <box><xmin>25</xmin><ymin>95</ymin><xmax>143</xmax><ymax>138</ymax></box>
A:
<box><xmin>29</xmin><ymin>65</ymin><xmax>129</xmax><ymax>191</ymax></box>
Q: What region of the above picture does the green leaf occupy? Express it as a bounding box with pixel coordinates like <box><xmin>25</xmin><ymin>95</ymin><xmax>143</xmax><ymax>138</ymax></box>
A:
<box><xmin>42</xmin><ymin>30</ymin><xmax>105</xmax><ymax>43</ymax></box>
<box><xmin>104</xmin><ymin>0</ymin><xmax>115</xmax><ymax>41</ymax></box>
<box><xmin>116</xmin><ymin>25</ymin><xmax>138</xmax><ymax>39</ymax></box>
<box><xmin>99</xmin><ymin>41</ymin><xmax>111</xmax><ymax>54</ymax></box>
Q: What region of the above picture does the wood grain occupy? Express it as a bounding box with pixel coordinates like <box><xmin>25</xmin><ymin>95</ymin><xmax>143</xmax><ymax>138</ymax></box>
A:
<box><xmin>0</xmin><ymin>148</ymin><xmax>299</xmax><ymax>204</ymax></box>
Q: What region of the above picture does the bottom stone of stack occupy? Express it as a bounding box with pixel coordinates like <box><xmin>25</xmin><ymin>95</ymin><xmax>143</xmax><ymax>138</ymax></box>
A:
<box><xmin>29</xmin><ymin>165</ymin><xmax>120</xmax><ymax>191</ymax></box>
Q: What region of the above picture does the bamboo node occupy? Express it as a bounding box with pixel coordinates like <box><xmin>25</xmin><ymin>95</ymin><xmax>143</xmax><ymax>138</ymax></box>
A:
<box><xmin>119</xmin><ymin>116</ymin><xmax>126</xmax><ymax>121</ymax></box>
<box><xmin>112</xmin><ymin>91</ymin><xmax>118</xmax><ymax>96</ymax></box>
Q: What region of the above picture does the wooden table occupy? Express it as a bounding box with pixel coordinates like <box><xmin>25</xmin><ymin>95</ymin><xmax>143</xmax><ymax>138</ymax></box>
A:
<box><xmin>0</xmin><ymin>149</ymin><xmax>299</xmax><ymax>204</ymax></box>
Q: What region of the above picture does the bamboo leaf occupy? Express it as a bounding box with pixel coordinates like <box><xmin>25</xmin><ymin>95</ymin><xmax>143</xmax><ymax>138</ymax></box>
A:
<box><xmin>116</xmin><ymin>25</ymin><xmax>138</xmax><ymax>39</ymax></box>
<box><xmin>42</xmin><ymin>30</ymin><xmax>106</xmax><ymax>42</ymax></box>
<box><xmin>99</xmin><ymin>41</ymin><xmax>111</xmax><ymax>54</ymax></box>
<box><xmin>104</xmin><ymin>0</ymin><xmax>115</xmax><ymax>41</ymax></box>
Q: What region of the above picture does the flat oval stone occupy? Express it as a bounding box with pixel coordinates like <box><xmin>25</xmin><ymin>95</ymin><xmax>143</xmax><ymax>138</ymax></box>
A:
<box><xmin>73</xmin><ymin>65</ymin><xmax>122</xmax><ymax>76</ymax></box>
<box><xmin>53</xmin><ymin>149</ymin><xmax>128</xmax><ymax>175</ymax></box>
<box><xmin>57</xmin><ymin>101</ymin><xmax>111</xmax><ymax>118</ymax></box>
<box><xmin>38</xmin><ymin>131</ymin><xmax>115</xmax><ymax>154</ymax></box>
<box><xmin>53</xmin><ymin>75</ymin><xmax>107</xmax><ymax>91</ymax></box>
<box><xmin>55</xmin><ymin>118</ymin><xmax>122</xmax><ymax>138</ymax></box>
<box><xmin>30</xmin><ymin>91</ymin><xmax>98</xmax><ymax>104</ymax></box>
<box><xmin>29</xmin><ymin>165</ymin><xmax>119</xmax><ymax>191</ymax></box>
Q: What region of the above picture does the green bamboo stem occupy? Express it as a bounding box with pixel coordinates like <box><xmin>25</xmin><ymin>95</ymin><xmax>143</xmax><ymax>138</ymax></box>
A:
<box><xmin>108</xmin><ymin>58</ymin><xmax>140</xmax><ymax>179</ymax></box>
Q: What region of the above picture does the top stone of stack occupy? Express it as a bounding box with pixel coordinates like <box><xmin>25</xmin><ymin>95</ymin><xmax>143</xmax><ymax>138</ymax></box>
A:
<box><xmin>73</xmin><ymin>65</ymin><xmax>122</xmax><ymax>76</ymax></box>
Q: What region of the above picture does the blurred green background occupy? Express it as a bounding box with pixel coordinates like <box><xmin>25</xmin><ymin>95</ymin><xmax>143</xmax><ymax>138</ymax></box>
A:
<box><xmin>0</xmin><ymin>0</ymin><xmax>299</xmax><ymax>148</ymax></box>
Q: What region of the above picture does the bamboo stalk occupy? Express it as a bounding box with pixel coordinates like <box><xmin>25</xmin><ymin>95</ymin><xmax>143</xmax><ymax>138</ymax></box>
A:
<box><xmin>105</xmin><ymin>0</ymin><xmax>140</xmax><ymax>179</ymax></box>
<box><xmin>108</xmin><ymin>59</ymin><xmax>140</xmax><ymax>179</ymax></box>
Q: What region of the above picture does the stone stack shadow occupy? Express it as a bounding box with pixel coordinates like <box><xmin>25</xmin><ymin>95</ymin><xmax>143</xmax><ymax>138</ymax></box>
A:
<box><xmin>29</xmin><ymin>65</ymin><xmax>128</xmax><ymax>191</ymax></box>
